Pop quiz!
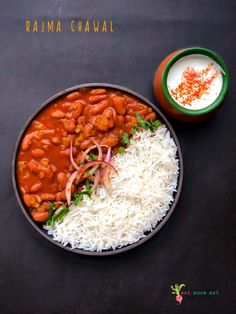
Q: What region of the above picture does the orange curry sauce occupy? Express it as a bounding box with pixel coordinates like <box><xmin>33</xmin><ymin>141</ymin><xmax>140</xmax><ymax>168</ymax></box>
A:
<box><xmin>17</xmin><ymin>88</ymin><xmax>156</xmax><ymax>222</ymax></box>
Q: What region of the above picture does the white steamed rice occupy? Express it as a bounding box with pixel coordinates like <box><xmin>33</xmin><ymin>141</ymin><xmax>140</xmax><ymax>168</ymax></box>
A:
<box><xmin>45</xmin><ymin>125</ymin><xmax>179</xmax><ymax>251</ymax></box>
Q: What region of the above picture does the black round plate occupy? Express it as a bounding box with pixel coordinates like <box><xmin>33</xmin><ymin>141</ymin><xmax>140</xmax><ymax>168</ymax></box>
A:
<box><xmin>12</xmin><ymin>83</ymin><xmax>184</xmax><ymax>256</ymax></box>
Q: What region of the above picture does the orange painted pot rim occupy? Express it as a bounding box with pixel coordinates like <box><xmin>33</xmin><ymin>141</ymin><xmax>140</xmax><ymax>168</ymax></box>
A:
<box><xmin>161</xmin><ymin>47</ymin><xmax>229</xmax><ymax>116</ymax></box>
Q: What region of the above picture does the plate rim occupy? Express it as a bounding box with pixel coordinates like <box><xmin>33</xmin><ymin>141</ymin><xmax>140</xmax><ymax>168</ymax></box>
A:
<box><xmin>12</xmin><ymin>83</ymin><xmax>184</xmax><ymax>256</ymax></box>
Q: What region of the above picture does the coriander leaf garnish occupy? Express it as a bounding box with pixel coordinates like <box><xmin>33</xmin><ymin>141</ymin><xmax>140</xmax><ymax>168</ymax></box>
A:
<box><xmin>120</xmin><ymin>115</ymin><xmax>161</xmax><ymax>152</ymax></box>
<box><xmin>136</xmin><ymin>113</ymin><xmax>148</xmax><ymax>129</ymax></box>
<box><xmin>53</xmin><ymin>207</ymin><xmax>69</xmax><ymax>224</ymax></box>
<box><xmin>84</xmin><ymin>180</ymin><xmax>92</xmax><ymax>197</ymax></box>
<box><xmin>85</xmin><ymin>170</ymin><xmax>92</xmax><ymax>176</ymax></box>
<box><xmin>47</xmin><ymin>201</ymin><xmax>56</xmax><ymax>223</ymax></box>
<box><xmin>73</xmin><ymin>192</ymin><xmax>84</xmax><ymax>205</ymax></box>
<box><xmin>47</xmin><ymin>206</ymin><xmax>69</xmax><ymax>228</ymax></box>
<box><xmin>119</xmin><ymin>132</ymin><xmax>130</xmax><ymax>153</ymax></box>
<box><xmin>130</xmin><ymin>125</ymin><xmax>140</xmax><ymax>135</ymax></box>
<box><xmin>136</xmin><ymin>113</ymin><xmax>161</xmax><ymax>133</ymax></box>
<box><xmin>88</xmin><ymin>154</ymin><xmax>97</xmax><ymax>161</ymax></box>
<box><xmin>72</xmin><ymin>180</ymin><xmax>92</xmax><ymax>206</ymax></box>
<box><xmin>121</xmin><ymin>132</ymin><xmax>130</xmax><ymax>145</ymax></box>
<box><xmin>152</xmin><ymin>119</ymin><xmax>161</xmax><ymax>128</ymax></box>
<box><xmin>118</xmin><ymin>147</ymin><xmax>125</xmax><ymax>154</ymax></box>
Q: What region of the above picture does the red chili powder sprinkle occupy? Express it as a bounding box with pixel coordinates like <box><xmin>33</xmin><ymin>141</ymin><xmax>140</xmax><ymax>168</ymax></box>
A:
<box><xmin>170</xmin><ymin>63</ymin><xmax>219</xmax><ymax>106</ymax></box>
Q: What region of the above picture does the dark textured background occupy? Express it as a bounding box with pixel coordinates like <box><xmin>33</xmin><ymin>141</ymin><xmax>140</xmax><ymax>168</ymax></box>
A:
<box><xmin>0</xmin><ymin>1</ymin><xmax>235</xmax><ymax>313</ymax></box>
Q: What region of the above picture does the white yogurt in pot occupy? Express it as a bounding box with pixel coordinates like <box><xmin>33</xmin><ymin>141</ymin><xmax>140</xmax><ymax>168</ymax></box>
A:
<box><xmin>167</xmin><ymin>54</ymin><xmax>223</xmax><ymax>110</ymax></box>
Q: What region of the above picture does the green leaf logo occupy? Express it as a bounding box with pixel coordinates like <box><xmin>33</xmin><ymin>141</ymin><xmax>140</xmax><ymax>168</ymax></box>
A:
<box><xmin>170</xmin><ymin>283</ymin><xmax>185</xmax><ymax>305</ymax></box>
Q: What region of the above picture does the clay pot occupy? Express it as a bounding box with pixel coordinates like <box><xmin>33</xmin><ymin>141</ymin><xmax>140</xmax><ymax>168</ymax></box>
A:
<box><xmin>153</xmin><ymin>47</ymin><xmax>229</xmax><ymax>122</ymax></box>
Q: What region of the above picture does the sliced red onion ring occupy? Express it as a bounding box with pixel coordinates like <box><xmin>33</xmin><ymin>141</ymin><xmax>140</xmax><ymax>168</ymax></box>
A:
<box><xmin>68</xmin><ymin>141</ymin><xmax>115</xmax><ymax>200</ymax></box>
<box><xmin>105</xmin><ymin>147</ymin><xmax>112</xmax><ymax>162</ymax></box>
<box><xmin>76</xmin><ymin>160</ymin><xmax>117</xmax><ymax>183</ymax></box>
<box><xmin>102</xmin><ymin>167</ymin><xmax>112</xmax><ymax>191</ymax></box>
<box><xmin>65</xmin><ymin>170</ymin><xmax>78</xmax><ymax>205</ymax></box>
<box><xmin>91</xmin><ymin>139</ymin><xmax>103</xmax><ymax>161</ymax></box>
<box><xmin>88</xmin><ymin>140</ymin><xmax>106</xmax><ymax>174</ymax></box>
<box><xmin>92</xmin><ymin>169</ymin><xmax>101</xmax><ymax>192</ymax></box>
<box><xmin>70</xmin><ymin>142</ymin><xmax>80</xmax><ymax>170</ymax></box>
<box><xmin>81</xmin><ymin>144</ymin><xmax>108</xmax><ymax>163</ymax></box>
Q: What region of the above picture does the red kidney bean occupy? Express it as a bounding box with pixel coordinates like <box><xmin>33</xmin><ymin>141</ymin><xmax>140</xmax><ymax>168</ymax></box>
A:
<box><xmin>60</xmin><ymin>147</ymin><xmax>77</xmax><ymax>157</ymax></box>
<box><xmin>65</xmin><ymin>112</ymin><xmax>73</xmax><ymax>119</ymax></box>
<box><xmin>61</xmin><ymin>102</ymin><xmax>72</xmax><ymax>109</ymax></box>
<box><xmin>103</xmin><ymin>107</ymin><xmax>117</xmax><ymax>126</ymax></box>
<box><xmin>66</xmin><ymin>118</ymin><xmax>76</xmax><ymax>133</ymax></box>
<box><xmin>51</xmin><ymin>110</ymin><xmax>65</xmax><ymax>118</ymax></box>
<box><xmin>90</xmin><ymin>100</ymin><xmax>109</xmax><ymax>114</ymax></box>
<box><xmin>89</xmin><ymin>95</ymin><xmax>107</xmax><ymax>104</ymax></box>
<box><xmin>31</xmin><ymin>149</ymin><xmax>44</xmax><ymax>158</ymax></box>
<box><xmin>89</xmin><ymin>116</ymin><xmax>96</xmax><ymax>126</ymax></box>
<box><xmin>32</xmin><ymin>211</ymin><xmax>48</xmax><ymax>222</ymax></box>
<box><xmin>51</xmin><ymin>137</ymin><xmax>61</xmax><ymax>144</ymax></box>
<box><xmin>71</xmin><ymin>100</ymin><xmax>84</xmax><ymax>110</ymax></box>
<box><xmin>41</xmin><ymin>139</ymin><xmax>51</xmax><ymax>146</ymax></box>
<box><xmin>145</xmin><ymin>112</ymin><xmax>157</xmax><ymax>120</ymax></box>
<box><xmin>39</xmin><ymin>202</ymin><xmax>50</xmax><ymax>211</ymax></box>
<box><xmin>57</xmin><ymin>172</ymin><xmax>68</xmax><ymax>188</ymax></box>
<box><xmin>112</xmin><ymin>128</ymin><xmax>123</xmax><ymax>138</ymax></box>
<box><xmin>125</xmin><ymin>115</ymin><xmax>137</xmax><ymax>123</ymax></box>
<box><xmin>40</xmin><ymin>193</ymin><xmax>56</xmax><ymax>201</ymax></box>
<box><xmin>83</xmin><ymin>123</ymin><xmax>93</xmax><ymax>138</ymax></box>
<box><xmin>94</xmin><ymin>115</ymin><xmax>110</xmax><ymax>132</ymax></box>
<box><xmin>21</xmin><ymin>134</ymin><xmax>34</xmax><ymax>151</ymax></box>
<box><xmin>72</xmin><ymin>109</ymin><xmax>83</xmax><ymax>119</ymax></box>
<box><xmin>77</xmin><ymin>116</ymin><xmax>86</xmax><ymax>125</ymax></box>
<box><xmin>82</xmin><ymin>105</ymin><xmax>92</xmax><ymax>117</ymax></box>
<box><xmin>40</xmin><ymin>158</ymin><xmax>49</xmax><ymax>167</ymax></box>
<box><xmin>127</xmin><ymin>102</ymin><xmax>148</xmax><ymax>111</ymax></box>
<box><xmin>90</xmin><ymin>89</ymin><xmax>106</xmax><ymax>95</ymax></box>
<box><xmin>66</xmin><ymin>92</ymin><xmax>81</xmax><ymax>101</ymax></box>
<box><xmin>56</xmin><ymin>191</ymin><xmax>67</xmax><ymax>201</ymax></box>
<box><xmin>30</xmin><ymin>182</ymin><xmax>42</xmax><ymax>193</ymax></box>
<box><xmin>54</xmin><ymin>201</ymin><xmax>63</xmax><ymax>208</ymax></box>
<box><xmin>117</xmin><ymin>115</ymin><xmax>125</xmax><ymax>125</ymax></box>
<box><xmin>100</xmin><ymin>134</ymin><xmax>118</xmax><ymax>147</ymax></box>
<box><xmin>28</xmin><ymin>160</ymin><xmax>54</xmax><ymax>179</ymax></box>
<box><xmin>23</xmin><ymin>194</ymin><xmax>40</xmax><ymax>208</ymax></box>
<box><xmin>50</xmin><ymin>164</ymin><xmax>57</xmax><ymax>173</ymax></box>
<box><xmin>112</xmin><ymin>96</ymin><xmax>126</xmax><ymax>115</ymax></box>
